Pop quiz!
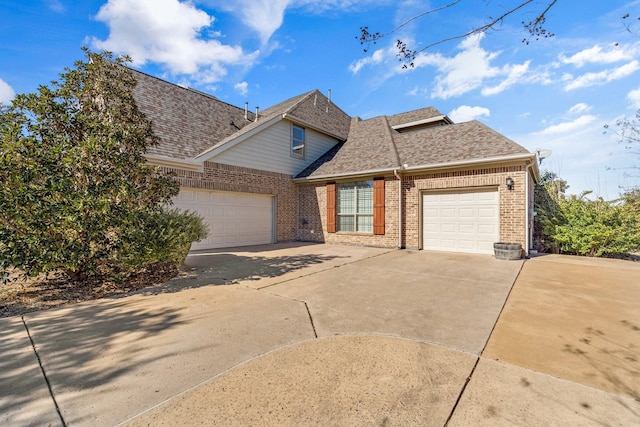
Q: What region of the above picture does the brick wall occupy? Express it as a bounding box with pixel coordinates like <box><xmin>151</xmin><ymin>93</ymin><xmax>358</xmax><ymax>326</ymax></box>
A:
<box><xmin>297</xmin><ymin>165</ymin><xmax>529</xmax><ymax>251</ymax></box>
<box><xmin>405</xmin><ymin>166</ymin><xmax>528</xmax><ymax>249</ymax></box>
<box><xmin>160</xmin><ymin>161</ymin><xmax>298</xmax><ymax>242</ymax></box>
<box><xmin>163</xmin><ymin>162</ymin><xmax>530</xmax><ymax>252</ymax></box>
<box><xmin>297</xmin><ymin>177</ymin><xmax>399</xmax><ymax>248</ymax></box>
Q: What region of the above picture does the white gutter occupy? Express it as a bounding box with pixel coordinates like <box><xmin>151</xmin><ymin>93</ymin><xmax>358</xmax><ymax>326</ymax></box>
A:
<box><xmin>293</xmin><ymin>166</ymin><xmax>399</xmax><ymax>183</ymax></box>
<box><xmin>393</xmin><ymin>167</ymin><xmax>403</xmax><ymax>249</ymax></box>
<box><xmin>403</xmin><ymin>153</ymin><xmax>536</xmax><ymax>173</ymax></box>
<box><xmin>294</xmin><ymin>153</ymin><xmax>537</xmax><ymax>183</ymax></box>
<box><xmin>145</xmin><ymin>154</ymin><xmax>203</xmax><ymax>172</ymax></box>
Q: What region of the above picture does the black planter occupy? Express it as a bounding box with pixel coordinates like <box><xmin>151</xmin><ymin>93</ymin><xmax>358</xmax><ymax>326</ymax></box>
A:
<box><xmin>493</xmin><ymin>242</ymin><xmax>522</xmax><ymax>260</ymax></box>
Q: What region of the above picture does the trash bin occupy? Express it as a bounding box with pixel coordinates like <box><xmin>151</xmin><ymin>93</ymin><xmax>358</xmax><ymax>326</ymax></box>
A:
<box><xmin>493</xmin><ymin>242</ymin><xmax>522</xmax><ymax>260</ymax></box>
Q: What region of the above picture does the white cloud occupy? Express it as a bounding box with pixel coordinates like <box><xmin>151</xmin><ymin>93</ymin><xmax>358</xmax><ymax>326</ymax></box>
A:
<box><xmin>565</xmin><ymin>60</ymin><xmax>640</xmax><ymax>91</ymax></box>
<box><xmin>536</xmin><ymin>115</ymin><xmax>597</xmax><ymax>135</ymax></box>
<box><xmin>91</xmin><ymin>0</ymin><xmax>257</xmax><ymax>85</ymax></box>
<box><xmin>0</xmin><ymin>78</ymin><xmax>15</xmax><ymax>104</ymax></box>
<box><xmin>204</xmin><ymin>0</ymin><xmax>384</xmax><ymax>43</ymax></box>
<box><xmin>234</xmin><ymin>81</ymin><xmax>249</xmax><ymax>96</ymax></box>
<box><xmin>568</xmin><ymin>103</ymin><xmax>591</xmax><ymax>115</ymax></box>
<box><xmin>448</xmin><ymin>105</ymin><xmax>490</xmax><ymax>123</ymax></box>
<box><xmin>232</xmin><ymin>0</ymin><xmax>291</xmax><ymax>44</ymax></box>
<box><xmin>349</xmin><ymin>48</ymin><xmax>386</xmax><ymax>74</ymax></box>
<box><xmin>411</xmin><ymin>34</ymin><xmax>530</xmax><ymax>99</ymax></box>
<box><xmin>481</xmin><ymin>61</ymin><xmax>530</xmax><ymax>96</ymax></box>
<box><xmin>628</xmin><ymin>88</ymin><xmax>640</xmax><ymax>109</ymax></box>
<box><xmin>559</xmin><ymin>44</ymin><xmax>635</xmax><ymax>67</ymax></box>
<box><xmin>46</xmin><ymin>0</ymin><xmax>65</xmax><ymax>13</ymax></box>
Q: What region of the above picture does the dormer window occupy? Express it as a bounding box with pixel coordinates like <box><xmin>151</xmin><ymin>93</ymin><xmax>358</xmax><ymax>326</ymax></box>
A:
<box><xmin>291</xmin><ymin>124</ymin><xmax>305</xmax><ymax>159</ymax></box>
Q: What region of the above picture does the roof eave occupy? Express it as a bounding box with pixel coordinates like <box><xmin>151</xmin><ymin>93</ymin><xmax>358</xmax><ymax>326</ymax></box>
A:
<box><xmin>403</xmin><ymin>153</ymin><xmax>537</xmax><ymax>173</ymax></box>
<box><xmin>145</xmin><ymin>154</ymin><xmax>204</xmax><ymax>172</ymax></box>
<box><xmin>294</xmin><ymin>153</ymin><xmax>537</xmax><ymax>183</ymax></box>
<box><xmin>294</xmin><ymin>166</ymin><xmax>399</xmax><ymax>183</ymax></box>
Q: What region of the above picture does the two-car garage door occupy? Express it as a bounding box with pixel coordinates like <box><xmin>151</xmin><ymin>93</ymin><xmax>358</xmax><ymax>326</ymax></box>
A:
<box><xmin>173</xmin><ymin>188</ymin><xmax>274</xmax><ymax>251</ymax></box>
<box><xmin>422</xmin><ymin>189</ymin><xmax>499</xmax><ymax>255</ymax></box>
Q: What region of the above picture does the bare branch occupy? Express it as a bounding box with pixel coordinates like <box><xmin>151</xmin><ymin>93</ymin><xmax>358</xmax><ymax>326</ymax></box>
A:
<box><xmin>358</xmin><ymin>0</ymin><xmax>558</xmax><ymax>68</ymax></box>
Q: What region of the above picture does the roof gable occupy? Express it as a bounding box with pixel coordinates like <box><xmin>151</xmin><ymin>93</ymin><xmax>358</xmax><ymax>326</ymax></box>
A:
<box><xmin>197</xmin><ymin>89</ymin><xmax>351</xmax><ymax>160</ymax></box>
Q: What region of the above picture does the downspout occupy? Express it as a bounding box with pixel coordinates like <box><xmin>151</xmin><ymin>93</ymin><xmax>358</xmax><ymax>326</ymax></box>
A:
<box><xmin>525</xmin><ymin>161</ymin><xmax>533</xmax><ymax>256</ymax></box>
<box><xmin>393</xmin><ymin>167</ymin><xmax>402</xmax><ymax>249</ymax></box>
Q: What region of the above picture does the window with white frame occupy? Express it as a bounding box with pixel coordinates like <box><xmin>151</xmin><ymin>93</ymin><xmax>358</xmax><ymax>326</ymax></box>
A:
<box><xmin>291</xmin><ymin>124</ymin><xmax>305</xmax><ymax>159</ymax></box>
<box><xmin>337</xmin><ymin>181</ymin><xmax>373</xmax><ymax>233</ymax></box>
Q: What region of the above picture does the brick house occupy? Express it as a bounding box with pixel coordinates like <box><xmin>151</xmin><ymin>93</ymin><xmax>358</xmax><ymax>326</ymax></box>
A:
<box><xmin>133</xmin><ymin>69</ymin><xmax>539</xmax><ymax>255</ymax></box>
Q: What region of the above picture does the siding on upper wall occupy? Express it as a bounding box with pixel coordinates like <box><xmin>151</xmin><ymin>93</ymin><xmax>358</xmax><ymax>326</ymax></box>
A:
<box><xmin>212</xmin><ymin>120</ymin><xmax>340</xmax><ymax>176</ymax></box>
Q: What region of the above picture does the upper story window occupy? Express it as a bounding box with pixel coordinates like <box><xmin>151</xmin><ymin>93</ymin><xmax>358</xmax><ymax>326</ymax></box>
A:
<box><xmin>337</xmin><ymin>180</ymin><xmax>373</xmax><ymax>233</ymax></box>
<box><xmin>291</xmin><ymin>125</ymin><xmax>305</xmax><ymax>159</ymax></box>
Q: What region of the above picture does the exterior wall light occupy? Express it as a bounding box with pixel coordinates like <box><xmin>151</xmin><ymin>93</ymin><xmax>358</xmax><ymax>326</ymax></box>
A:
<box><xmin>506</xmin><ymin>176</ymin><xmax>514</xmax><ymax>190</ymax></box>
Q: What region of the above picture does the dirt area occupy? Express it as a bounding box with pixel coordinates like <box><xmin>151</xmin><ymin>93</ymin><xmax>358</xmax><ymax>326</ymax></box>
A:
<box><xmin>0</xmin><ymin>265</ymin><xmax>178</xmax><ymax>318</ymax></box>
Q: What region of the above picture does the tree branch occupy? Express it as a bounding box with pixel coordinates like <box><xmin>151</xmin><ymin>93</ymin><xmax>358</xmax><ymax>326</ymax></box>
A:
<box><xmin>358</xmin><ymin>0</ymin><xmax>558</xmax><ymax>68</ymax></box>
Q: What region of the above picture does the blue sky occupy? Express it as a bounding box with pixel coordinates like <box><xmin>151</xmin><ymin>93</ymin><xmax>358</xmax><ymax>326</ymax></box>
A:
<box><xmin>1</xmin><ymin>0</ymin><xmax>639</xmax><ymax>199</ymax></box>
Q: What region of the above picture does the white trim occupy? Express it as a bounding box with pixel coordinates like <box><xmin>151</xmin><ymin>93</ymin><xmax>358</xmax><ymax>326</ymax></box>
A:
<box><xmin>145</xmin><ymin>154</ymin><xmax>203</xmax><ymax>172</ymax></box>
<box><xmin>403</xmin><ymin>153</ymin><xmax>536</xmax><ymax>173</ymax></box>
<box><xmin>294</xmin><ymin>153</ymin><xmax>537</xmax><ymax>183</ymax></box>
<box><xmin>391</xmin><ymin>115</ymin><xmax>453</xmax><ymax>130</ymax></box>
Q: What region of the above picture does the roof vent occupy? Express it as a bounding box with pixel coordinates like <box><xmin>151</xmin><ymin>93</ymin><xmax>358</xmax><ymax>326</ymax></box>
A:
<box><xmin>255</xmin><ymin>106</ymin><xmax>259</xmax><ymax>122</ymax></box>
<box><xmin>244</xmin><ymin>102</ymin><xmax>249</xmax><ymax>121</ymax></box>
<box><xmin>326</xmin><ymin>89</ymin><xmax>331</xmax><ymax>113</ymax></box>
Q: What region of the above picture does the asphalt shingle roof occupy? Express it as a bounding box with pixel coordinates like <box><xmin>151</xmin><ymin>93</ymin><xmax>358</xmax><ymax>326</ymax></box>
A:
<box><xmin>132</xmin><ymin>69</ymin><xmax>254</xmax><ymax>160</ymax></box>
<box><xmin>131</xmin><ymin>68</ymin><xmax>351</xmax><ymax>161</ymax></box>
<box><xmin>130</xmin><ymin>67</ymin><xmax>530</xmax><ymax>176</ymax></box>
<box><xmin>297</xmin><ymin>114</ymin><xmax>530</xmax><ymax>179</ymax></box>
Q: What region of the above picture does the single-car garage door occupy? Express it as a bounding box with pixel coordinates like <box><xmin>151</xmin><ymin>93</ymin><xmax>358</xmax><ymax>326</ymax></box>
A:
<box><xmin>422</xmin><ymin>188</ymin><xmax>499</xmax><ymax>254</ymax></box>
<box><xmin>173</xmin><ymin>188</ymin><xmax>275</xmax><ymax>251</ymax></box>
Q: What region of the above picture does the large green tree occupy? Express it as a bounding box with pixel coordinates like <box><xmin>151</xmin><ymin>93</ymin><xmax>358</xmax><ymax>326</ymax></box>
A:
<box><xmin>0</xmin><ymin>49</ymin><xmax>206</xmax><ymax>281</ymax></box>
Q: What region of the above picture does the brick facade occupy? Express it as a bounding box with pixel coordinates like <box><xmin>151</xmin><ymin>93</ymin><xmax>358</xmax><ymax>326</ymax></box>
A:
<box><xmin>163</xmin><ymin>162</ymin><xmax>530</xmax><ymax>253</ymax></box>
<box><xmin>161</xmin><ymin>161</ymin><xmax>298</xmax><ymax>242</ymax></box>
<box><xmin>296</xmin><ymin>165</ymin><xmax>530</xmax><ymax>252</ymax></box>
<box><xmin>297</xmin><ymin>176</ymin><xmax>399</xmax><ymax>247</ymax></box>
<box><xmin>404</xmin><ymin>166</ymin><xmax>528</xmax><ymax>250</ymax></box>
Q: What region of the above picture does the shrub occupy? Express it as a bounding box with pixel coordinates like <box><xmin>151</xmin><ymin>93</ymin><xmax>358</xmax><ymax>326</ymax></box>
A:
<box><xmin>115</xmin><ymin>208</ymin><xmax>209</xmax><ymax>270</ymax></box>
<box><xmin>551</xmin><ymin>193</ymin><xmax>640</xmax><ymax>257</ymax></box>
<box><xmin>0</xmin><ymin>49</ymin><xmax>206</xmax><ymax>281</ymax></box>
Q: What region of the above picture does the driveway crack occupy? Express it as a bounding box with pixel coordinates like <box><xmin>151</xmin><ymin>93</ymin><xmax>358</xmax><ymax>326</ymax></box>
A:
<box><xmin>303</xmin><ymin>302</ymin><xmax>318</xmax><ymax>338</ymax></box>
<box><xmin>443</xmin><ymin>356</ymin><xmax>480</xmax><ymax>426</ymax></box>
<box><xmin>22</xmin><ymin>316</ymin><xmax>67</xmax><ymax>427</ymax></box>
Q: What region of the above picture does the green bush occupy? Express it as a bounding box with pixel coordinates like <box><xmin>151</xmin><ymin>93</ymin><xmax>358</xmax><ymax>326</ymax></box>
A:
<box><xmin>0</xmin><ymin>49</ymin><xmax>207</xmax><ymax>281</ymax></box>
<box><xmin>534</xmin><ymin>171</ymin><xmax>640</xmax><ymax>257</ymax></box>
<box><xmin>550</xmin><ymin>193</ymin><xmax>640</xmax><ymax>257</ymax></box>
<box><xmin>115</xmin><ymin>208</ymin><xmax>209</xmax><ymax>269</ymax></box>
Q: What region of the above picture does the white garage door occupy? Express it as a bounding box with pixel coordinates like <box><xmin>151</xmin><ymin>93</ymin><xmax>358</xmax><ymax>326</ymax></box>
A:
<box><xmin>173</xmin><ymin>188</ymin><xmax>274</xmax><ymax>251</ymax></box>
<box><xmin>422</xmin><ymin>189</ymin><xmax>499</xmax><ymax>254</ymax></box>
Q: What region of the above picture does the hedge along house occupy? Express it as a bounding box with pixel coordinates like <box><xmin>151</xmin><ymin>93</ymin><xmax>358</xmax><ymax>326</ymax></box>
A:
<box><xmin>132</xmin><ymin>68</ymin><xmax>539</xmax><ymax>255</ymax></box>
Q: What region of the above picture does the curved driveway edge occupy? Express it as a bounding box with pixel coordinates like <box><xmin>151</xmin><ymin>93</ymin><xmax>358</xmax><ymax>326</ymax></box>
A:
<box><xmin>123</xmin><ymin>336</ymin><xmax>477</xmax><ymax>426</ymax></box>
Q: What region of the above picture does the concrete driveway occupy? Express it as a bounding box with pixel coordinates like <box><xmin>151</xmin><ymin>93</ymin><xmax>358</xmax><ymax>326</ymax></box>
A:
<box><xmin>1</xmin><ymin>243</ymin><xmax>639</xmax><ymax>426</ymax></box>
